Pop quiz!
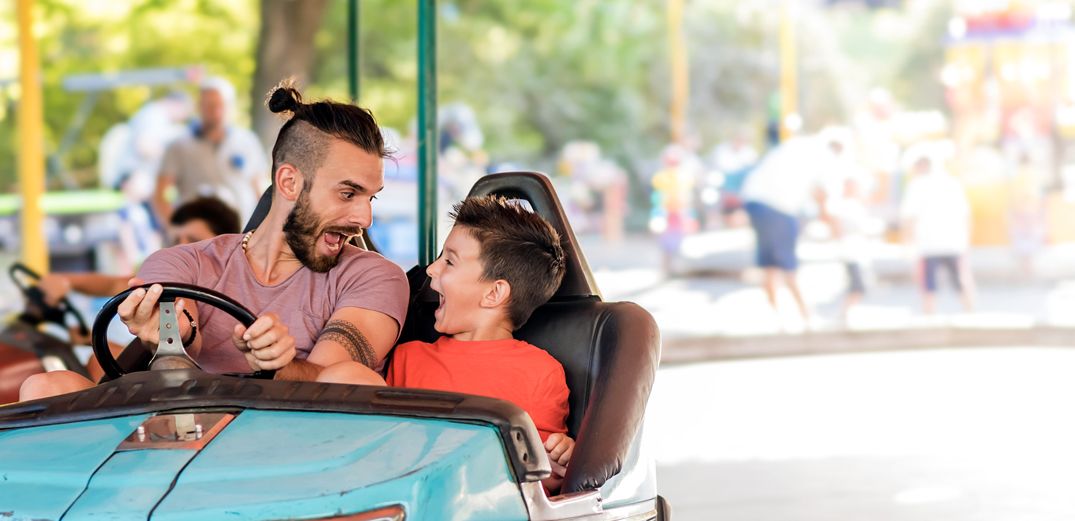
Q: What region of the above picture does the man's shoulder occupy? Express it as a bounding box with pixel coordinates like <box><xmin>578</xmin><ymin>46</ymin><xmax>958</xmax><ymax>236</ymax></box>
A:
<box><xmin>164</xmin><ymin>134</ymin><xmax>201</xmax><ymax>154</ymax></box>
<box><xmin>335</xmin><ymin>246</ymin><xmax>406</xmax><ymax>277</ymax></box>
<box><xmin>146</xmin><ymin>234</ymin><xmax>240</xmax><ymax>263</ymax></box>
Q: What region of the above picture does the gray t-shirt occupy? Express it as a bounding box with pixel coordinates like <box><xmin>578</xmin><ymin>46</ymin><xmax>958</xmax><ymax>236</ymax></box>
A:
<box><xmin>160</xmin><ymin>127</ymin><xmax>268</xmax><ymax>220</ymax></box>
<box><xmin>137</xmin><ymin>234</ymin><xmax>408</xmax><ymax>373</ymax></box>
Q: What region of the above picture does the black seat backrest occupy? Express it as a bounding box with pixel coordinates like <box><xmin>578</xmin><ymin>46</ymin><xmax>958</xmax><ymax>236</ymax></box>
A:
<box><xmin>398</xmin><ymin>171</ymin><xmax>661</xmax><ymax>493</ymax></box>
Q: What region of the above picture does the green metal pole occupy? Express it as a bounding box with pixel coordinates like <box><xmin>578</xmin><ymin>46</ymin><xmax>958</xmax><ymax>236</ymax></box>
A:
<box><xmin>347</xmin><ymin>0</ymin><xmax>360</xmax><ymax>102</ymax></box>
<box><xmin>417</xmin><ymin>0</ymin><xmax>438</xmax><ymax>265</ymax></box>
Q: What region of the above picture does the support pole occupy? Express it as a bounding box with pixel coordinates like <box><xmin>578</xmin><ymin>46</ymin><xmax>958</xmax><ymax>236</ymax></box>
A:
<box><xmin>16</xmin><ymin>0</ymin><xmax>47</xmax><ymax>272</ymax></box>
<box><xmin>779</xmin><ymin>0</ymin><xmax>799</xmax><ymax>142</ymax></box>
<box><xmin>417</xmin><ymin>0</ymin><xmax>438</xmax><ymax>265</ymax></box>
<box><xmin>667</xmin><ymin>0</ymin><xmax>688</xmax><ymax>144</ymax></box>
<box><xmin>347</xmin><ymin>0</ymin><xmax>361</xmax><ymax>102</ymax></box>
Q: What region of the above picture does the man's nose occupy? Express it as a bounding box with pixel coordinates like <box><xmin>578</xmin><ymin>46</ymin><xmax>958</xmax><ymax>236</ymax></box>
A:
<box><xmin>349</xmin><ymin>199</ymin><xmax>373</xmax><ymax>229</ymax></box>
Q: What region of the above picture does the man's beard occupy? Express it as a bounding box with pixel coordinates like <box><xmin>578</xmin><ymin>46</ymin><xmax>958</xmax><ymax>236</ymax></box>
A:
<box><xmin>283</xmin><ymin>190</ymin><xmax>360</xmax><ymax>273</ymax></box>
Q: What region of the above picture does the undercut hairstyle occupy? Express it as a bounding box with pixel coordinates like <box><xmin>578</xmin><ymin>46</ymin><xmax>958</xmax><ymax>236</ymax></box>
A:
<box><xmin>170</xmin><ymin>197</ymin><xmax>240</xmax><ymax>236</ymax></box>
<box><xmin>451</xmin><ymin>196</ymin><xmax>567</xmax><ymax>330</ymax></box>
<box><xmin>266</xmin><ymin>80</ymin><xmax>389</xmax><ymax>187</ymax></box>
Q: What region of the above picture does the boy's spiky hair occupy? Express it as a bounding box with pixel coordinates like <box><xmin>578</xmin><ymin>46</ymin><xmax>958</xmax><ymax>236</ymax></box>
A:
<box><xmin>450</xmin><ymin>196</ymin><xmax>566</xmax><ymax>329</ymax></box>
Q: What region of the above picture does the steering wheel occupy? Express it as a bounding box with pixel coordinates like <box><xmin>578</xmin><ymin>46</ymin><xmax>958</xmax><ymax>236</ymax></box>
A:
<box><xmin>91</xmin><ymin>283</ymin><xmax>275</xmax><ymax>381</ymax></box>
<box><xmin>9</xmin><ymin>263</ymin><xmax>89</xmax><ymax>337</ymax></box>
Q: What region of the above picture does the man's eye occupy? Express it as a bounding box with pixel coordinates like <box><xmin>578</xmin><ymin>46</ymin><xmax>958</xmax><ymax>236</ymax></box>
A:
<box><xmin>341</xmin><ymin>192</ymin><xmax>355</xmax><ymax>200</ymax></box>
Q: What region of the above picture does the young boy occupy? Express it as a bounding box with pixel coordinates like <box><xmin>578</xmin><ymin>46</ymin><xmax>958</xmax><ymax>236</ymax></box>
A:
<box><xmin>319</xmin><ymin>195</ymin><xmax>574</xmax><ymax>491</ymax></box>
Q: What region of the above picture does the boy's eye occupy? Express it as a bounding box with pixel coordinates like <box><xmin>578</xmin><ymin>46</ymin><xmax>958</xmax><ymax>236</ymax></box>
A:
<box><xmin>445</xmin><ymin>258</ymin><xmax>453</xmax><ymax>266</ymax></box>
<box><xmin>371</xmin><ymin>195</ymin><xmax>379</xmax><ymax>201</ymax></box>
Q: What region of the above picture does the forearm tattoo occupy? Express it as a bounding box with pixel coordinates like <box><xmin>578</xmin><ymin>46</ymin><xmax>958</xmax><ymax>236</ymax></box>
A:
<box><xmin>318</xmin><ymin>319</ymin><xmax>376</xmax><ymax>368</ymax></box>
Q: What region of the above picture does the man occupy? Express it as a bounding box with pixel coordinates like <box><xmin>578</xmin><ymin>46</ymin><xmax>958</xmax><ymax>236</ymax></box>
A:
<box><xmin>21</xmin><ymin>84</ymin><xmax>408</xmax><ymax>399</ymax></box>
<box><xmin>740</xmin><ymin>129</ymin><xmax>846</xmax><ymax>327</ymax></box>
<box><xmin>152</xmin><ymin>77</ymin><xmax>268</xmax><ymax>225</ymax></box>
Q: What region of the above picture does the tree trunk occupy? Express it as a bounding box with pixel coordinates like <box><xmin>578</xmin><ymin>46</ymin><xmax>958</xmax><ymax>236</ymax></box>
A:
<box><xmin>251</xmin><ymin>0</ymin><xmax>329</xmax><ymax>151</ymax></box>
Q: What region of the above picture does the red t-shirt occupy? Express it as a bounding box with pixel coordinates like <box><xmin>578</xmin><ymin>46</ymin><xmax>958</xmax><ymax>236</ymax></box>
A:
<box><xmin>386</xmin><ymin>336</ymin><xmax>569</xmax><ymax>441</ymax></box>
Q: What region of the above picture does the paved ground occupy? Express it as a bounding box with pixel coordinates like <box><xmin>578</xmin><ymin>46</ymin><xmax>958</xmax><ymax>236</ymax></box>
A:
<box><xmin>647</xmin><ymin>347</ymin><xmax>1075</xmax><ymax>520</ymax></box>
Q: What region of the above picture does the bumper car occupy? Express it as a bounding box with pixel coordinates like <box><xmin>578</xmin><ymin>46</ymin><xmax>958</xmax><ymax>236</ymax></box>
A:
<box><xmin>0</xmin><ymin>263</ymin><xmax>90</xmax><ymax>404</ymax></box>
<box><xmin>0</xmin><ymin>172</ymin><xmax>667</xmax><ymax>520</ymax></box>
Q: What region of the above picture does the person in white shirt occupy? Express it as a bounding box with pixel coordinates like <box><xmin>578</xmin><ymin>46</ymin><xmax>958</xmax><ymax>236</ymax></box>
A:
<box><xmin>899</xmin><ymin>154</ymin><xmax>975</xmax><ymax>313</ymax></box>
<box><xmin>740</xmin><ymin>132</ymin><xmax>843</xmax><ymax>322</ymax></box>
<box><xmin>152</xmin><ymin>77</ymin><xmax>269</xmax><ymax>226</ymax></box>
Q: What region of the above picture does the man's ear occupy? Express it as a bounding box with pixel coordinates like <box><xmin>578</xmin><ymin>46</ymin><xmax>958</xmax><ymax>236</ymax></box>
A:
<box><xmin>481</xmin><ymin>279</ymin><xmax>512</xmax><ymax>309</ymax></box>
<box><xmin>274</xmin><ymin>163</ymin><xmax>305</xmax><ymax>202</ymax></box>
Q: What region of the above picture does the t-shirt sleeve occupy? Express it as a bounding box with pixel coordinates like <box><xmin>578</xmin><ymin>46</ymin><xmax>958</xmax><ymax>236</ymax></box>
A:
<box><xmin>136</xmin><ymin>245</ymin><xmax>200</xmax><ymax>285</ymax></box>
<box><xmin>335</xmin><ymin>253</ymin><xmax>409</xmax><ymax>335</ymax></box>
<box><xmin>529</xmin><ymin>359</ymin><xmax>570</xmax><ymax>442</ymax></box>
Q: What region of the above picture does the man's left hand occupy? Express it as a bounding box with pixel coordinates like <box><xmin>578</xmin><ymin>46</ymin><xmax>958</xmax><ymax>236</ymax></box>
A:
<box><xmin>232</xmin><ymin>313</ymin><xmax>296</xmax><ymax>371</ymax></box>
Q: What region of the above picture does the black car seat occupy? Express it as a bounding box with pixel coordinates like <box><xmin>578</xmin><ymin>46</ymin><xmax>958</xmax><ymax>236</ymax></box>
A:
<box><xmin>397</xmin><ymin>172</ymin><xmax>662</xmax><ymax>493</ymax></box>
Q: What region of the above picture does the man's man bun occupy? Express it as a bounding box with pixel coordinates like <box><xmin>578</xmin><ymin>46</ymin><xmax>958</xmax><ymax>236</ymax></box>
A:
<box><xmin>267</xmin><ymin>84</ymin><xmax>303</xmax><ymax>115</ymax></box>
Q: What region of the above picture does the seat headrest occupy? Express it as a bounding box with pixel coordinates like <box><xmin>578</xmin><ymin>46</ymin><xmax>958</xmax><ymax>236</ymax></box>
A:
<box><xmin>243</xmin><ymin>187</ymin><xmax>273</xmax><ymax>233</ymax></box>
<box><xmin>465</xmin><ymin>172</ymin><xmax>601</xmax><ymax>300</ymax></box>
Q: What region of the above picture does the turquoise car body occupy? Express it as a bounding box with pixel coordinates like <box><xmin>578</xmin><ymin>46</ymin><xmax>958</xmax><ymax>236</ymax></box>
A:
<box><xmin>0</xmin><ymin>370</ymin><xmax>554</xmax><ymax>521</ymax></box>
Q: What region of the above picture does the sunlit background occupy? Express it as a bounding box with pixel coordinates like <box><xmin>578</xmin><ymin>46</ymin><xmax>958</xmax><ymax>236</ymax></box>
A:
<box><xmin>4</xmin><ymin>0</ymin><xmax>1075</xmax><ymax>519</ymax></box>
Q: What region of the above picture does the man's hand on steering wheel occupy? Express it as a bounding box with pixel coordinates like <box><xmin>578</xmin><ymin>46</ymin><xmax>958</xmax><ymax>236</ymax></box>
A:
<box><xmin>117</xmin><ymin>279</ymin><xmax>192</xmax><ymax>347</ymax></box>
<box><xmin>232</xmin><ymin>313</ymin><xmax>296</xmax><ymax>371</ymax></box>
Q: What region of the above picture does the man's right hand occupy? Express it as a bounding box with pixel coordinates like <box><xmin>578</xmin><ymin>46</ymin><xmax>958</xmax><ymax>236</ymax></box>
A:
<box><xmin>116</xmin><ymin>280</ymin><xmax>189</xmax><ymax>347</ymax></box>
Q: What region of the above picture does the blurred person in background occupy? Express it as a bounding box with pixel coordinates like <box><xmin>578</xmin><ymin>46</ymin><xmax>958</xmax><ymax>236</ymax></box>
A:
<box><xmin>152</xmin><ymin>77</ymin><xmax>268</xmax><ymax>225</ymax></box>
<box><xmin>827</xmin><ymin>174</ymin><xmax>873</xmax><ymax>323</ymax></box>
<box><xmin>899</xmin><ymin>153</ymin><xmax>975</xmax><ymax>314</ymax></box>
<box><xmin>99</xmin><ymin>92</ymin><xmax>194</xmax><ymax>268</ymax></box>
<box><xmin>1007</xmin><ymin>153</ymin><xmax>1046</xmax><ymax>277</ymax></box>
<box><xmin>739</xmin><ymin>130</ymin><xmax>846</xmax><ymax>326</ymax></box>
<box><xmin>708</xmin><ymin>133</ymin><xmax>758</xmax><ymax>227</ymax></box>
<box><xmin>650</xmin><ymin>145</ymin><xmax>699</xmax><ymax>273</ymax></box>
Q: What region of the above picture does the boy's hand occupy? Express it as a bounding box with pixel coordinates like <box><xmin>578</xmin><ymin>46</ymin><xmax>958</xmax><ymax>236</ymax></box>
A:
<box><xmin>232</xmin><ymin>313</ymin><xmax>296</xmax><ymax>371</ymax></box>
<box><xmin>544</xmin><ymin>432</ymin><xmax>575</xmax><ymax>467</ymax></box>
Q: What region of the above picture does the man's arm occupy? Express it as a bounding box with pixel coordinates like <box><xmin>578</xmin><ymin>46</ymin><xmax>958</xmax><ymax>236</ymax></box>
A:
<box><xmin>272</xmin><ymin>307</ymin><xmax>399</xmax><ymax>382</ymax></box>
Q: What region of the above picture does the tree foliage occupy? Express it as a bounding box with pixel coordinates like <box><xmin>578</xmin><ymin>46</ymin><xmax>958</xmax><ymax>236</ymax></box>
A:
<box><xmin>0</xmin><ymin>0</ymin><xmax>957</xmax><ymax>195</ymax></box>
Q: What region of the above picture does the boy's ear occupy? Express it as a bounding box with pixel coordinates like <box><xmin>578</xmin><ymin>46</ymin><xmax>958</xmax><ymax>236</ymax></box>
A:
<box><xmin>481</xmin><ymin>279</ymin><xmax>512</xmax><ymax>309</ymax></box>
